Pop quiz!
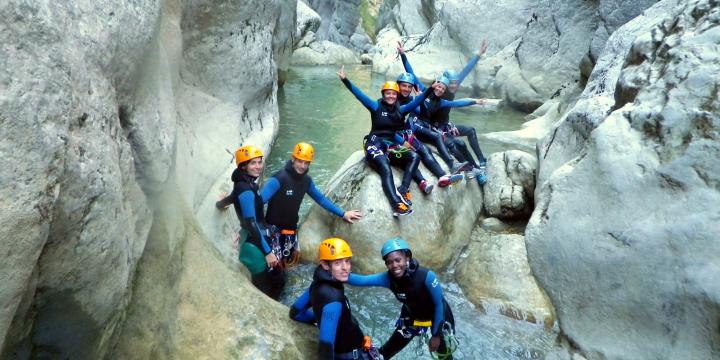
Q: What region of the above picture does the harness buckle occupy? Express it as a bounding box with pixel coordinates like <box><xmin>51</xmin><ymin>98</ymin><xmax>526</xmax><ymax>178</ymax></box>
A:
<box><xmin>352</xmin><ymin>349</ymin><xmax>359</xmax><ymax>359</ymax></box>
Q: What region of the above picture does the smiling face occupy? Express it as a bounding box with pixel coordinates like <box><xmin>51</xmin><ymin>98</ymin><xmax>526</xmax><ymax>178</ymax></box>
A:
<box><xmin>433</xmin><ymin>82</ymin><xmax>447</xmax><ymax>97</ymax></box>
<box><xmin>398</xmin><ymin>82</ymin><xmax>414</xmax><ymax>98</ymax></box>
<box><xmin>242</xmin><ymin>157</ymin><xmax>263</xmax><ymax>177</ymax></box>
<box><xmin>321</xmin><ymin>257</ymin><xmax>352</xmax><ymax>282</ymax></box>
<box><xmin>291</xmin><ymin>157</ymin><xmax>310</xmax><ymax>174</ymax></box>
<box><xmin>382</xmin><ymin>89</ymin><xmax>398</xmax><ymax>105</ymax></box>
<box><xmin>384</xmin><ymin>250</ymin><xmax>409</xmax><ymax>278</ymax></box>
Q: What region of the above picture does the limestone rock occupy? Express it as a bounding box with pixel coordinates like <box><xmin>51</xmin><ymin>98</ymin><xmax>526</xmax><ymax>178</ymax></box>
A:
<box><xmin>292</xmin><ymin>40</ymin><xmax>361</xmax><ymax>65</ymax></box>
<box><xmin>305</xmin><ymin>0</ymin><xmax>372</xmax><ymax>51</ymax></box>
<box><xmin>296</xmin><ymin>0</ymin><xmax>321</xmax><ymax>43</ymax></box>
<box><xmin>300</xmin><ymin>151</ymin><xmax>484</xmax><ymax>273</ymax></box>
<box><xmin>526</xmin><ymin>0</ymin><xmax>720</xmax><ymax>358</ymax></box>
<box><xmin>455</xmin><ymin>229</ymin><xmax>554</xmax><ymax>327</ymax></box>
<box><xmin>484</xmin><ymin>151</ymin><xmax>537</xmax><ymax>219</ymax></box>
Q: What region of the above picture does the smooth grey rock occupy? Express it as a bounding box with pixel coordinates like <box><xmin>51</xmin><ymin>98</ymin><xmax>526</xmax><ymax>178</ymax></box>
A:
<box><xmin>300</xmin><ymin>151</ymin><xmax>484</xmax><ymax>273</ymax></box>
<box><xmin>527</xmin><ymin>0</ymin><xmax>720</xmax><ymax>358</ymax></box>
<box><xmin>292</xmin><ymin>40</ymin><xmax>361</xmax><ymax>65</ymax></box>
<box><xmin>306</xmin><ymin>0</ymin><xmax>373</xmax><ymax>51</ymax></box>
<box><xmin>484</xmin><ymin>151</ymin><xmax>537</xmax><ymax>219</ymax></box>
<box><xmin>456</xmin><ymin>230</ymin><xmax>554</xmax><ymax>326</ymax></box>
<box><xmin>296</xmin><ymin>0</ymin><xmax>321</xmax><ymax>43</ymax></box>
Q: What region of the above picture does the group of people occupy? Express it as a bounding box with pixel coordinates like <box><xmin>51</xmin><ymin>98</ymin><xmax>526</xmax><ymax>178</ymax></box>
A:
<box><xmin>215</xmin><ymin>43</ymin><xmax>496</xmax><ymax>359</ymax></box>
<box><xmin>338</xmin><ymin>40</ymin><xmax>491</xmax><ymax>216</ymax></box>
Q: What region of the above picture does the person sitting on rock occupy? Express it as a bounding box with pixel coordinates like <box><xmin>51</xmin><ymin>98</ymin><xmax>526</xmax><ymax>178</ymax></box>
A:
<box><xmin>336</xmin><ymin>65</ymin><xmax>437</xmax><ymax>216</ymax></box>
<box><xmin>258</xmin><ymin>142</ymin><xmax>363</xmax><ymax>299</ymax></box>
<box><xmin>395</xmin><ymin>71</ymin><xmax>466</xmax><ymax>194</ymax></box>
<box><xmin>289</xmin><ymin>238</ymin><xmax>382</xmax><ymax>360</ymax></box>
<box><xmin>215</xmin><ymin>145</ymin><xmax>281</xmax><ymax>299</ymax></box>
<box><xmin>399</xmin><ymin>40</ymin><xmax>490</xmax><ymax>184</ymax></box>
<box><xmin>346</xmin><ymin>237</ymin><xmax>458</xmax><ymax>359</ymax></box>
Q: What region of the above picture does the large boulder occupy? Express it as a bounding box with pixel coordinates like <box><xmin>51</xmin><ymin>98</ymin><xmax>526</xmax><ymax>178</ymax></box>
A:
<box><xmin>292</xmin><ymin>38</ymin><xmax>361</xmax><ymax>65</ymax></box>
<box><xmin>456</xmin><ymin>228</ymin><xmax>554</xmax><ymax>327</ymax></box>
<box><xmin>305</xmin><ymin>0</ymin><xmax>373</xmax><ymax>51</ymax></box>
<box><xmin>484</xmin><ymin>150</ymin><xmax>537</xmax><ymax>219</ymax></box>
<box><xmin>0</xmin><ymin>0</ymin><xmax>303</xmax><ymax>357</ymax></box>
<box><xmin>527</xmin><ymin>0</ymin><xmax>720</xmax><ymax>359</ymax></box>
<box><xmin>300</xmin><ymin>151</ymin><xmax>484</xmax><ymax>273</ymax></box>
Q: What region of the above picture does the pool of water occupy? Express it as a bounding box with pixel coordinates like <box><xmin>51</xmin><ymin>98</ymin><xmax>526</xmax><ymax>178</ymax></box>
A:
<box><xmin>267</xmin><ymin>65</ymin><xmax>556</xmax><ymax>359</ymax></box>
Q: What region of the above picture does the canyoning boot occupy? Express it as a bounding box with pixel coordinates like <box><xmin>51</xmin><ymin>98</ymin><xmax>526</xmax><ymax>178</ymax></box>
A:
<box><xmin>397</xmin><ymin>187</ymin><xmax>412</xmax><ymax>206</ymax></box>
<box><xmin>393</xmin><ymin>203</ymin><xmax>413</xmax><ymax>217</ymax></box>
<box><xmin>438</xmin><ymin>173</ymin><xmax>464</xmax><ymax>187</ymax></box>
<box><xmin>477</xmin><ymin>165</ymin><xmax>488</xmax><ymax>185</ymax></box>
<box><xmin>419</xmin><ymin>180</ymin><xmax>434</xmax><ymax>195</ymax></box>
<box><xmin>451</xmin><ymin>161</ymin><xmax>468</xmax><ymax>174</ymax></box>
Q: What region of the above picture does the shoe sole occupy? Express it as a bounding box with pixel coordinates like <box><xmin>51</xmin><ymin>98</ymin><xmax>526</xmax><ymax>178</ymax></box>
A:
<box><xmin>393</xmin><ymin>209</ymin><xmax>414</xmax><ymax>217</ymax></box>
<box><xmin>423</xmin><ymin>184</ymin><xmax>434</xmax><ymax>194</ymax></box>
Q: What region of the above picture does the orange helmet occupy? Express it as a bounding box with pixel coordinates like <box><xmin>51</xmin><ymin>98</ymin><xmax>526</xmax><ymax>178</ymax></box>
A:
<box><xmin>235</xmin><ymin>145</ymin><xmax>263</xmax><ymax>166</ymax></box>
<box><xmin>318</xmin><ymin>238</ymin><xmax>353</xmax><ymax>261</ymax></box>
<box><xmin>292</xmin><ymin>142</ymin><xmax>314</xmax><ymax>162</ymax></box>
<box><xmin>381</xmin><ymin>81</ymin><xmax>400</xmax><ymax>94</ymax></box>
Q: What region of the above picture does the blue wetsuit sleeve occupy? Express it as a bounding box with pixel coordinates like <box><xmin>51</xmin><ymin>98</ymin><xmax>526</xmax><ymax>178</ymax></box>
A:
<box><xmin>341</xmin><ymin>78</ymin><xmax>378</xmax><ymax>111</ymax></box>
<box><xmin>239</xmin><ymin>190</ymin><xmax>271</xmax><ymax>254</ymax></box>
<box><xmin>439</xmin><ymin>98</ymin><xmax>476</xmax><ymax>108</ymax></box>
<box><xmin>347</xmin><ymin>272</ymin><xmax>391</xmax><ymax>287</ymax></box>
<box><xmin>318</xmin><ymin>301</ymin><xmax>343</xmax><ymax>358</ymax></box>
<box><xmin>400</xmin><ymin>86</ymin><xmax>433</xmax><ymax>114</ymax></box>
<box><xmin>260</xmin><ymin>177</ymin><xmax>281</xmax><ymax>203</ymax></box>
<box><xmin>290</xmin><ymin>288</ymin><xmax>316</xmax><ymax>323</ymax></box>
<box><xmin>457</xmin><ymin>54</ymin><xmax>480</xmax><ymax>86</ymax></box>
<box><xmin>400</xmin><ymin>53</ymin><xmax>426</xmax><ymax>91</ymax></box>
<box><xmin>425</xmin><ymin>271</ymin><xmax>446</xmax><ymax>336</ymax></box>
<box><xmin>307</xmin><ymin>179</ymin><xmax>345</xmax><ymax>218</ymax></box>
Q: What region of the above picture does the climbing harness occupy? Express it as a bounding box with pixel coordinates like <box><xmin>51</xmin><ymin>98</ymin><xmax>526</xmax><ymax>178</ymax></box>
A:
<box><xmin>363</xmin><ymin>336</ymin><xmax>384</xmax><ymax>360</ymax></box>
<box><xmin>387</xmin><ymin>145</ymin><xmax>410</xmax><ymax>158</ymax></box>
<box><xmin>395</xmin><ymin>318</ymin><xmax>459</xmax><ymax>359</ymax></box>
<box><xmin>268</xmin><ymin>226</ymin><xmax>299</xmax><ymax>270</ymax></box>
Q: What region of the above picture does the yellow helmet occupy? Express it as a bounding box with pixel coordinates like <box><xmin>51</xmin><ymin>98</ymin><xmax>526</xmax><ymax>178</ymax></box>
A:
<box><xmin>235</xmin><ymin>145</ymin><xmax>263</xmax><ymax>166</ymax></box>
<box><xmin>381</xmin><ymin>81</ymin><xmax>400</xmax><ymax>94</ymax></box>
<box><xmin>318</xmin><ymin>238</ymin><xmax>353</xmax><ymax>261</ymax></box>
<box><xmin>292</xmin><ymin>142</ymin><xmax>314</xmax><ymax>162</ymax></box>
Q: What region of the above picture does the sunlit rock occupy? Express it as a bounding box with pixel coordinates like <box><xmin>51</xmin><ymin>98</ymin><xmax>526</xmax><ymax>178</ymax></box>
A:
<box><xmin>300</xmin><ymin>151</ymin><xmax>484</xmax><ymax>273</ymax></box>
<box><xmin>456</xmin><ymin>229</ymin><xmax>554</xmax><ymax>327</ymax></box>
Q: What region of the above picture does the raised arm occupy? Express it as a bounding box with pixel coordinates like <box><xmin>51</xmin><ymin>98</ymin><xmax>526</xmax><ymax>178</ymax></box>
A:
<box><xmin>455</xmin><ymin>40</ymin><xmax>488</xmax><ymax>86</ymax></box>
<box><xmin>398</xmin><ymin>41</ymin><xmax>426</xmax><ymax>92</ymax></box>
<box><xmin>338</xmin><ymin>65</ymin><xmax>378</xmax><ymax>111</ymax></box>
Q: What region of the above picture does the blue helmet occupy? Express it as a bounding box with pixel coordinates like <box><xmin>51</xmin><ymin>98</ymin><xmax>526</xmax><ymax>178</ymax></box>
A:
<box><xmin>443</xmin><ymin>70</ymin><xmax>460</xmax><ymax>82</ymax></box>
<box><xmin>381</xmin><ymin>237</ymin><xmax>412</xmax><ymax>259</ymax></box>
<box><xmin>436</xmin><ymin>75</ymin><xmax>450</xmax><ymax>87</ymax></box>
<box><xmin>396</xmin><ymin>72</ymin><xmax>416</xmax><ymax>85</ymax></box>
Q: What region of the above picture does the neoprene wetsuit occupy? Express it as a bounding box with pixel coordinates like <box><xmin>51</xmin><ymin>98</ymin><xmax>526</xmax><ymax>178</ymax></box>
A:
<box><xmin>347</xmin><ymin>258</ymin><xmax>456</xmax><ymax>359</ymax></box>
<box><xmin>340</xmin><ymin>77</ymin><xmax>431</xmax><ymax>207</ymax></box>
<box><xmin>290</xmin><ymin>266</ymin><xmax>371</xmax><ymax>360</ymax></box>
<box><xmin>258</xmin><ymin>160</ymin><xmax>347</xmax><ymax>298</ymax></box>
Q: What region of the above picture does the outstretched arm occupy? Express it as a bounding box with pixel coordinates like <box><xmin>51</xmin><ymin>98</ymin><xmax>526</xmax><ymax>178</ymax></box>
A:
<box><xmin>259</xmin><ymin>177</ymin><xmax>281</xmax><ymax>203</ymax></box>
<box><xmin>347</xmin><ymin>272</ymin><xmax>391</xmax><ymax>288</ymax></box>
<box><xmin>338</xmin><ymin>65</ymin><xmax>378</xmax><ymax>111</ymax></box>
<box><xmin>307</xmin><ymin>179</ymin><xmax>345</xmax><ymax>218</ymax></box>
<box><xmin>400</xmin><ymin>84</ymin><xmax>434</xmax><ymax>114</ymax></box>
<box><xmin>439</xmin><ymin>98</ymin><xmax>479</xmax><ymax>108</ymax></box>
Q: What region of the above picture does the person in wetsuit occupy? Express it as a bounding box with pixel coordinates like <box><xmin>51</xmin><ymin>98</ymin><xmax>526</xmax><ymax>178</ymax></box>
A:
<box><xmin>290</xmin><ymin>238</ymin><xmax>380</xmax><ymax>360</ymax></box>
<box><xmin>215</xmin><ymin>145</ymin><xmax>280</xmax><ymax>298</ymax></box>
<box><xmin>337</xmin><ymin>65</ymin><xmax>436</xmax><ymax>216</ymax></box>
<box><xmin>259</xmin><ymin>142</ymin><xmax>363</xmax><ymax>298</ymax></box>
<box><xmin>347</xmin><ymin>237</ymin><xmax>457</xmax><ymax>359</ymax></box>
<box><xmin>395</xmin><ymin>71</ymin><xmax>465</xmax><ymax>194</ymax></box>
<box><xmin>399</xmin><ymin>40</ymin><xmax>490</xmax><ymax>184</ymax></box>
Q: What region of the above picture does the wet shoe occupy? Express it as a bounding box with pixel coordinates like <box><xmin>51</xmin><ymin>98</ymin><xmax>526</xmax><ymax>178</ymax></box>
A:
<box><xmin>451</xmin><ymin>161</ymin><xmax>468</xmax><ymax>174</ymax></box>
<box><xmin>465</xmin><ymin>167</ymin><xmax>482</xmax><ymax>179</ymax></box>
<box><xmin>396</xmin><ymin>188</ymin><xmax>412</xmax><ymax>206</ymax></box>
<box><xmin>438</xmin><ymin>173</ymin><xmax>464</xmax><ymax>187</ymax></box>
<box><xmin>419</xmin><ymin>180</ymin><xmax>434</xmax><ymax>195</ymax></box>
<box><xmin>393</xmin><ymin>203</ymin><xmax>413</xmax><ymax>217</ymax></box>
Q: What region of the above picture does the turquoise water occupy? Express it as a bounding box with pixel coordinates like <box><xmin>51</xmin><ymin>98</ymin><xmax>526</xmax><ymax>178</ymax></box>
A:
<box><xmin>267</xmin><ymin>65</ymin><xmax>556</xmax><ymax>359</ymax></box>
